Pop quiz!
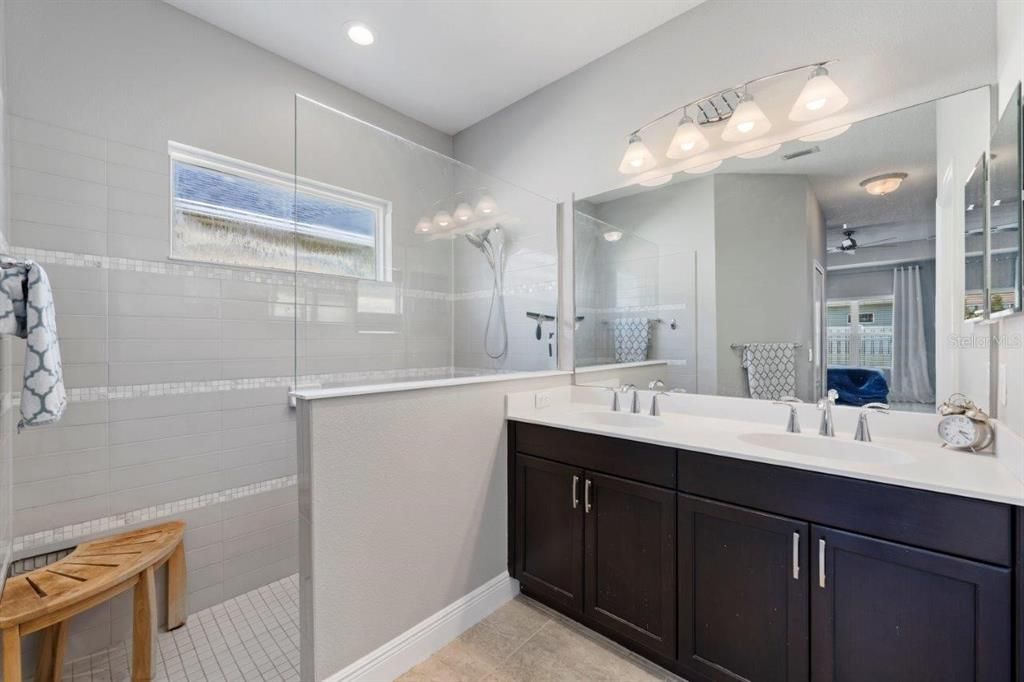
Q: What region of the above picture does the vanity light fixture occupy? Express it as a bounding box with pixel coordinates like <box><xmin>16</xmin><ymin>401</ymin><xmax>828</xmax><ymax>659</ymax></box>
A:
<box><xmin>684</xmin><ymin>160</ymin><xmax>723</xmax><ymax>174</ymax></box>
<box><xmin>432</xmin><ymin>210</ymin><xmax>453</xmax><ymax>230</ymax></box>
<box><xmin>798</xmin><ymin>124</ymin><xmax>851</xmax><ymax>142</ymax></box>
<box><xmin>475</xmin><ymin>194</ymin><xmax>498</xmax><ymax>217</ymax></box>
<box><xmin>345</xmin><ymin>22</ymin><xmax>375</xmax><ymax>46</ymax></box>
<box><xmin>618</xmin><ymin>134</ymin><xmax>657</xmax><ymax>174</ymax></box>
<box><xmin>639</xmin><ymin>174</ymin><xmax>673</xmax><ymax>187</ymax></box>
<box><xmin>737</xmin><ymin>143</ymin><xmax>782</xmax><ymax>159</ymax></box>
<box><xmin>453</xmin><ymin>202</ymin><xmax>475</xmax><ymax>223</ymax></box>
<box><xmin>414</xmin><ymin>217</ymin><xmax>433</xmax><ymax>234</ymax></box>
<box><xmin>666</xmin><ymin>114</ymin><xmax>709</xmax><ymax>159</ymax></box>
<box><xmin>860</xmin><ymin>172</ymin><xmax>908</xmax><ymax>196</ymax></box>
<box><xmin>789</xmin><ymin>66</ymin><xmax>849</xmax><ymax>121</ymax></box>
<box><xmin>722</xmin><ymin>92</ymin><xmax>772</xmax><ymax>142</ymax></box>
<box><xmin>603</xmin><ymin>230</ymin><xmax>624</xmax><ymax>242</ymax></box>
<box><xmin>617</xmin><ymin>60</ymin><xmax>846</xmax><ymax>175</ymax></box>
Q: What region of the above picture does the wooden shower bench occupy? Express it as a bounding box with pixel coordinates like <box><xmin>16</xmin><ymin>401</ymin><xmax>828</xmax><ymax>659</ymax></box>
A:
<box><xmin>0</xmin><ymin>521</ymin><xmax>186</xmax><ymax>681</ymax></box>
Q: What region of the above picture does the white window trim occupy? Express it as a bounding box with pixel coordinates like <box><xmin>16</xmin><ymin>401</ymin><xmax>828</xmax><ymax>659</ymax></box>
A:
<box><xmin>168</xmin><ymin>141</ymin><xmax>392</xmax><ymax>282</ymax></box>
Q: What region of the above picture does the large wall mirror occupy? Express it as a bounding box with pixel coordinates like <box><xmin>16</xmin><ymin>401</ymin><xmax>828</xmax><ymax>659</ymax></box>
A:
<box><xmin>570</xmin><ymin>92</ymin><xmax>999</xmax><ymax>414</ymax></box>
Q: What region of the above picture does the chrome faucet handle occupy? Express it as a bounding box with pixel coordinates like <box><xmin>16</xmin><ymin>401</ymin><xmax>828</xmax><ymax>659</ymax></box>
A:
<box><xmin>855</xmin><ymin>403</ymin><xmax>890</xmax><ymax>442</ymax></box>
<box><xmin>648</xmin><ymin>379</ymin><xmax>666</xmax><ymax>391</ymax></box>
<box><xmin>817</xmin><ymin>389</ymin><xmax>839</xmax><ymax>437</ymax></box>
<box><xmin>650</xmin><ymin>391</ymin><xmax>671</xmax><ymax>416</ymax></box>
<box><xmin>772</xmin><ymin>398</ymin><xmax>802</xmax><ymax>433</ymax></box>
<box><xmin>612</xmin><ymin>384</ymin><xmax>637</xmax><ymax>412</ymax></box>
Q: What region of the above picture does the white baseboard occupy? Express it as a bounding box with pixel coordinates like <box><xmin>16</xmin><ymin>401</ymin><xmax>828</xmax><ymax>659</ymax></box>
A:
<box><xmin>324</xmin><ymin>572</ymin><xmax>518</xmax><ymax>682</ymax></box>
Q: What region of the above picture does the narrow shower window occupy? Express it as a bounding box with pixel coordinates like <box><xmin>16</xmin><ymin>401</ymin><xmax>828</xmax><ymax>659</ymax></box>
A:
<box><xmin>168</xmin><ymin>142</ymin><xmax>392</xmax><ymax>280</ymax></box>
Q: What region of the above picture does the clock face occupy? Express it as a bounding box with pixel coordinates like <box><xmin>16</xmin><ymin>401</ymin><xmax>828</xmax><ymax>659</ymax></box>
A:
<box><xmin>938</xmin><ymin>414</ymin><xmax>977</xmax><ymax>449</ymax></box>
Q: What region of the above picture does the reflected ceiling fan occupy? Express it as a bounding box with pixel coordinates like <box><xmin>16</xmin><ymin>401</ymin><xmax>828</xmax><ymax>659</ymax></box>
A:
<box><xmin>827</xmin><ymin>225</ymin><xmax>897</xmax><ymax>255</ymax></box>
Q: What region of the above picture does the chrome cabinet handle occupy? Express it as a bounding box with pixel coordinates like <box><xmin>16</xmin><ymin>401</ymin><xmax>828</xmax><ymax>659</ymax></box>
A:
<box><xmin>792</xmin><ymin>532</ymin><xmax>800</xmax><ymax>580</ymax></box>
<box><xmin>818</xmin><ymin>538</ymin><xmax>826</xmax><ymax>588</ymax></box>
<box><xmin>584</xmin><ymin>479</ymin><xmax>592</xmax><ymax>513</ymax></box>
<box><xmin>571</xmin><ymin>475</ymin><xmax>579</xmax><ymax>509</ymax></box>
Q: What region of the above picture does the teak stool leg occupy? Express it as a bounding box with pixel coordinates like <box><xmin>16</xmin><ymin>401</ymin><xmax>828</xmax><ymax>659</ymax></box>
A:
<box><xmin>132</xmin><ymin>567</ymin><xmax>157</xmax><ymax>682</ymax></box>
<box><xmin>2</xmin><ymin>626</ymin><xmax>21</xmax><ymax>682</ymax></box>
<box><xmin>166</xmin><ymin>541</ymin><xmax>187</xmax><ymax>630</ymax></box>
<box><xmin>34</xmin><ymin>620</ymin><xmax>68</xmax><ymax>682</ymax></box>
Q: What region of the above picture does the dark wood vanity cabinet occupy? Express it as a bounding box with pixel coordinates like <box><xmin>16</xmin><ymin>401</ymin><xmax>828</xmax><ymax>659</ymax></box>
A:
<box><xmin>507</xmin><ymin>421</ymin><xmax>1020</xmax><ymax>682</ymax></box>
<box><xmin>585</xmin><ymin>472</ymin><xmax>676</xmax><ymax>658</ymax></box>
<box><xmin>678</xmin><ymin>495</ymin><xmax>809</xmax><ymax>682</ymax></box>
<box><xmin>811</xmin><ymin>526</ymin><xmax>1012</xmax><ymax>682</ymax></box>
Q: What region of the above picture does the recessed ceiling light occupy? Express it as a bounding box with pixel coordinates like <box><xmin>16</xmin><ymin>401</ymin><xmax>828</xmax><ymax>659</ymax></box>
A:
<box><xmin>346</xmin><ymin>22</ymin><xmax>375</xmax><ymax>46</ymax></box>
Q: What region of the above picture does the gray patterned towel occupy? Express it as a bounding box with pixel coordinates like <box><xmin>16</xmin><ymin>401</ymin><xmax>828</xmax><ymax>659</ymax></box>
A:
<box><xmin>0</xmin><ymin>261</ymin><xmax>67</xmax><ymax>429</ymax></box>
<box><xmin>611</xmin><ymin>317</ymin><xmax>651</xmax><ymax>363</ymax></box>
<box><xmin>741</xmin><ymin>343</ymin><xmax>796</xmax><ymax>401</ymax></box>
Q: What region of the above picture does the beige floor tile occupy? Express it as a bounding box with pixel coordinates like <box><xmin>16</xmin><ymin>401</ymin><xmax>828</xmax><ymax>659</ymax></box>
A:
<box><xmin>480</xmin><ymin>596</ymin><xmax>551</xmax><ymax>642</ymax></box>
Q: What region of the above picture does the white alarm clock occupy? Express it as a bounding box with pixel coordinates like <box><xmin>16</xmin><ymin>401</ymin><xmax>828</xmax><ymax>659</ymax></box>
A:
<box><xmin>937</xmin><ymin>394</ymin><xmax>994</xmax><ymax>452</ymax></box>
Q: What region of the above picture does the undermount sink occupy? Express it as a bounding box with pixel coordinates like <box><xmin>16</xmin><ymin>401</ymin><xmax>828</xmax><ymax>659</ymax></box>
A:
<box><xmin>578</xmin><ymin>411</ymin><xmax>662</xmax><ymax>429</ymax></box>
<box><xmin>738</xmin><ymin>432</ymin><xmax>916</xmax><ymax>465</ymax></box>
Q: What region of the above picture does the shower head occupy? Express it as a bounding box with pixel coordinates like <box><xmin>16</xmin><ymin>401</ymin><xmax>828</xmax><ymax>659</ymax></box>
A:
<box><xmin>465</xmin><ymin>229</ymin><xmax>490</xmax><ymax>251</ymax></box>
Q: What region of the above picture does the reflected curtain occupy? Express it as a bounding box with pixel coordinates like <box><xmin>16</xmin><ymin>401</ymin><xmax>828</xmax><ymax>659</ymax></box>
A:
<box><xmin>891</xmin><ymin>266</ymin><xmax>934</xmax><ymax>403</ymax></box>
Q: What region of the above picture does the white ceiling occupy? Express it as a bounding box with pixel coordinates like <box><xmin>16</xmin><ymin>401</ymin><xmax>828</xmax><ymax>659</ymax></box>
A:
<box><xmin>162</xmin><ymin>0</ymin><xmax>704</xmax><ymax>135</ymax></box>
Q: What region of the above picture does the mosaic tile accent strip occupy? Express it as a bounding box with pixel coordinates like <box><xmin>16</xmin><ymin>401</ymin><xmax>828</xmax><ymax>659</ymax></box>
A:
<box><xmin>452</xmin><ymin>279</ymin><xmax>558</xmax><ymax>300</ymax></box>
<box><xmin>12</xmin><ymin>475</ymin><xmax>297</xmax><ymax>554</ymax></box>
<box><xmin>577</xmin><ymin>303</ymin><xmax>689</xmax><ymax>315</ymax></box>
<box><xmin>7</xmin><ymin>547</ymin><xmax>74</xmax><ymax>577</ymax></box>
<box><xmin>61</xmin><ymin>574</ymin><xmax>300</xmax><ymax>682</ymax></box>
<box><xmin>56</xmin><ymin>366</ymin><xmax>455</xmax><ymax>403</ymax></box>
<box><xmin>10</xmin><ymin>246</ymin><xmax>448</xmax><ymax>301</ymax></box>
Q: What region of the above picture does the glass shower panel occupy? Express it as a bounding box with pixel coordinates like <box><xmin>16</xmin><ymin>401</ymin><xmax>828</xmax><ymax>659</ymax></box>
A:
<box><xmin>574</xmin><ymin>211</ymin><xmax>698</xmax><ymax>392</ymax></box>
<box><xmin>293</xmin><ymin>95</ymin><xmax>559</xmax><ymax>392</ymax></box>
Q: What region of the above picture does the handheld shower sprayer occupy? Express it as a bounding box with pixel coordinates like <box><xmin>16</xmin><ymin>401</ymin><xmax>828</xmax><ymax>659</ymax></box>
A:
<box><xmin>465</xmin><ymin>226</ymin><xmax>508</xmax><ymax>360</ymax></box>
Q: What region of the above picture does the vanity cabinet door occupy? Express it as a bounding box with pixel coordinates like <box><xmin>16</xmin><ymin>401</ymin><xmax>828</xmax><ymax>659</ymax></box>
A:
<box><xmin>514</xmin><ymin>454</ymin><xmax>584</xmax><ymax>615</ymax></box>
<box><xmin>811</xmin><ymin>525</ymin><xmax>1012</xmax><ymax>682</ymax></box>
<box><xmin>584</xmin><ymin>472</ymin><xmax>676</xmax><ymax>659</ymax></box>
<box><xmin>678</xmin><ymin>494</ymin><xmax>809</xmax><ymax>682</ymax></box>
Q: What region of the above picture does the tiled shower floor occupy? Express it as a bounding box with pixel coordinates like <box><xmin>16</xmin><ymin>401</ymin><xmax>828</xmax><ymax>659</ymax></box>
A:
<box><xmin>61</xmin><ymin>575</ymin><xmax>299</xmax><ymax>682</ymax></box>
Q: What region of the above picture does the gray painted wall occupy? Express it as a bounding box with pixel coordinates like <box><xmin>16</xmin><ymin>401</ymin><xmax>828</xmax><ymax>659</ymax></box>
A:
<box><xmin>301</xmin><ymin>374</ymin><xmax>572</xmax><ymax>681</ymax></box>
<box><xmin>712</xmin><ymin>174</ymin><xmax>824</xmax><ymax>401</ymax></box>
<box><xmin>0</xmin><ymin>0</ymin><xmax>13</xmax><ymax>595</ymax></box>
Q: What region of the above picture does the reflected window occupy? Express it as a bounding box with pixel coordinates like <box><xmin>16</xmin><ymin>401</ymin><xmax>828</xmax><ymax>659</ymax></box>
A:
<box><xmin>169</xmin><ymin>142</ymin><xmax>391</xmax><ymax>281</ymax></box>
<box><xmin>827</xmin><ymin>298</ymin><xmax>893</xmax><ymax>369</ymax></box>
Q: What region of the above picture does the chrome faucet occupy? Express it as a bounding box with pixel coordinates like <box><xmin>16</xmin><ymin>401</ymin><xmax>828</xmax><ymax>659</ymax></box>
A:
<box><xmin>648</xmin><ymin>378</ymin><xmax>666</xmax><ymax>391</ymax></box>
<box><xmin>611</xmin><ymin>384</ymin><xmax>638</xmax><ymax>412</ymax></box>
<box><xmin>817</xmin><ymin>389</ymin><xmax>839</xmax><ymax>437</ymax></box>
<box><xmin>649</xmin><ymin>391</ymin><xmax>671</xmax><ymax>416</ymax></box>
<box><xmin>772</xmin><ymin>396</ymin><xmax>803</xmax><ymax>433</ymax></box>
<box><xmin>854</xmin><ymin>403</ymin><xmax>889</xmax><ymax>442</ymax></box>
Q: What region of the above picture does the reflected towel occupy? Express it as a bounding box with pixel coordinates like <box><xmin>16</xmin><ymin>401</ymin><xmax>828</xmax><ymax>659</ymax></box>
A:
<box><xmin>0</xmin><ymin>261</ymin><xmax>66</xmax><ymax>429</ymax></box>
<box><xmin>611</xmin><ymin>317</ymin><xmax>651</xmax><ymax>363</ymax></box>
<box><xmin>741</xmin><ymin>343</ymin><xmax>796</xmax><ymax>401</ymax></box>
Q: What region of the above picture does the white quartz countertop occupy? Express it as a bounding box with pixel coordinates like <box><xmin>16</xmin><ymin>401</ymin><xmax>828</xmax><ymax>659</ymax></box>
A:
<box><xmin>507</xmin><ymin>387</ymin><xmax>1024</xmax><ymax>506</ymax></box>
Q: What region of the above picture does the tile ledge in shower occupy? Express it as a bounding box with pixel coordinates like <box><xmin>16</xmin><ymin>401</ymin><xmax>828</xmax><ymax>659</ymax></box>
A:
<box><xmin>290</xmin><ymin>369</ymin><xmax>572</xmax><ymax>401</ymax></box>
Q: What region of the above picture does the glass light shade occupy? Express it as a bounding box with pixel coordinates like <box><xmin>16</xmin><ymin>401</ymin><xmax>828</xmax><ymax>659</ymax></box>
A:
<box><xmin>737</xmin><ymin>143</ymin><xmax>781</xmax><ymax>159</ymax></box>
<box><xmin>789</xmin><ymin>66</ymin><xmax>849</xmax><ymax>121</ymax></box>
<box><xmin>432</xmin><ymin>210</ymin><xmax>453</xmax><ymax>229</ymax></box>
<box><xmin>603</xmin><ymin>230</ymin><xmax>623</xmax><ymax>242</ymax></box>
<box><xmin>666</xmin><ymin>116</ymin><xmax>709</xmax><ymax>159</ymax></box>
<box><xmin>639</xmin><ymin>174</ymin><xmax>673</xmax><ymax>187</ymax></box>
<box><xmin>453</xmin><ymin>202</ymin><xmax>474</xmax><ymax>223</ymax></box>
<box><xmin>618</xmin><ymin>134</ymin><xmax>657</xmax><ymax>174</ymax></box>
<box><xmin>414</xmin><ymin>217</ymin><xmax>433</xmax><ymax>234</ymax></box>
<box><xmin>798</xmin><ymin>124</ymin><xmax>851</xmax><ymax>142</ymax></box>
<box><xmin>721</xmin><ymin>95</ymin><xmax>772</xmax><ymax>142</ymax></box>
<box><xmin>859</xmin><ymin>172</ymin><xmax>907</xmax><ymax>196</ymax></box>
<box><xmin>684</xmin><ymin>160</ymin><xmax>723</xmax><ymax>174</ymax></box>
<box><xmin>475</xmin><ymin>195</ymin><xmax>498</xmax><ymax>216</ymax></box>
<box><xmin>346</xmin><ymin>22</ymin><xmax>375</xmax><ymax>46</ymax></box>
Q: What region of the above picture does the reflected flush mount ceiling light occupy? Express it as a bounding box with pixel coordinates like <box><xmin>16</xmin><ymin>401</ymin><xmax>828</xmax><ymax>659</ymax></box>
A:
<box><xmin>346</xmin><ymin>22</ymin><xmax>375</xmax><ymax>46</ymax></box>
<box><xmin>860</xmin><ymin>172</ymin><xmax>908</xmax><ymax>196</ymax></box>
<box><xmin>618</xmin><ymin>60</ymin><xmax>847</xmax><ymax>175</ymax></box>
<box><xmin>603</xmin><ymin>230</ymin><xmax>624</xmax><ymax>242</ymax></box>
